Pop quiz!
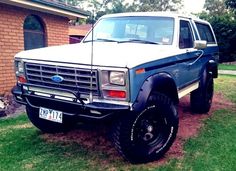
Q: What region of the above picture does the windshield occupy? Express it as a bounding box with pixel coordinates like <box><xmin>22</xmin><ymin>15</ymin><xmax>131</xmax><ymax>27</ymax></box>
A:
<box><xmin>84</xmin><ymin>16</ymin><xmax>175</xmax><ymax>45</ymax></box>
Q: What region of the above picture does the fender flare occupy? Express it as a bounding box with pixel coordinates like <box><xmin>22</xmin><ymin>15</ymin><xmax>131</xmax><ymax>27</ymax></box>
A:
<box><xmin>132</xmin><ymin>73</ymin><xmax>179</xmax><ymax>113</ymax></box>
<box><xmin>206</xmin><ymin>60</ymin><xmax>218</xmax><ymax>78</ymax></box>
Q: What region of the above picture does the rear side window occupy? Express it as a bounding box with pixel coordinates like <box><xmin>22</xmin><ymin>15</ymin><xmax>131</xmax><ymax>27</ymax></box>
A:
<box><xmin>195</xmin><ymin>22</ymin><xmax>216</xmax><ymax>44</ymax></box>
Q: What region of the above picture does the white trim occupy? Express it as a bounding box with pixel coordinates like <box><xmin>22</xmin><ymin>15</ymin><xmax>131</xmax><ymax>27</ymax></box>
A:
<box><xmin>207</xmin><ymin>44</ymin><xmax>218</xmax><ymax>47</ymax></box>
<box><xmin>178</xmin><ymin>82</ymin><xmax>199</xmax><ymax>99</ymax></box>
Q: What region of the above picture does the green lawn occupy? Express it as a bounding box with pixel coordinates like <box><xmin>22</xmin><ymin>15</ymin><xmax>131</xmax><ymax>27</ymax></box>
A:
<box><xmin>0</xmin><ymin>75</ymin><xmax>236</xmax><ymax>171</ymax></box>
<box><xmin>215</xmin><ymin>75</ymin><xmax>236</xmax><ymax>103</ymax></box>
<box><xmin>219</xmin><ymin>64</ymin><xmax>236</xmax><ymax>71</ymax></box>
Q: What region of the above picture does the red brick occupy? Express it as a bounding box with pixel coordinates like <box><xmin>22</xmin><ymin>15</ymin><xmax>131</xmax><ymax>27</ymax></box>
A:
<box><xmin>0</xmin><ymin>3</ymin><xmax>70</xmax><ymax>94</ymax></box>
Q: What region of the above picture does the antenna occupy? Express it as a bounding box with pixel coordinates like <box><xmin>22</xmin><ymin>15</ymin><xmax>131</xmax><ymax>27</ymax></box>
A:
<box><xmin>89</xmin><ymin>1</ymin><xmax>108</xmax><ymax>103</ymax></box>
<box><xmin>89</xmin><ymin>9</ymin><xmax>95</xmax><ymax>103</ymax></box>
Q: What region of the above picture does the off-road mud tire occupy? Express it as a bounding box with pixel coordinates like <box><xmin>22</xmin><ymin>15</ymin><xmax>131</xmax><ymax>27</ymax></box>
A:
<box><xmin>112</xmin><ymin>92</ymin><xmax>179</xmax><ymax>163</ymax></box>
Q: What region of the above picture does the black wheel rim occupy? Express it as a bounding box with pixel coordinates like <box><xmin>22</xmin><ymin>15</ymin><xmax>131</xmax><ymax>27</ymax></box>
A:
<box><xmin>132</xmin><ymin>106</ymin><xmax>170</xmax><ymax>154</ymax></box>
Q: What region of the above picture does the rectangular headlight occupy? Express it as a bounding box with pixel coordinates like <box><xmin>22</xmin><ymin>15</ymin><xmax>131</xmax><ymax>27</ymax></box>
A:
<box><xmin>100</xmin><ymin>69</ymin><xmax>129</xmax><ymax>101</ymax></box>
<box><xmin>109</xmin><ymin>71</ymin><xmax>125</xmax><ymax>86</ymax></box>
<box><xmin>15</xmin><ymin>60</ymin><xmax>24</xmax><ymax>73</ymax></box>
<box><xmin>14</xmin><ymin>59</ymin><xmax>26</xmax><ymax>84</ymax></box>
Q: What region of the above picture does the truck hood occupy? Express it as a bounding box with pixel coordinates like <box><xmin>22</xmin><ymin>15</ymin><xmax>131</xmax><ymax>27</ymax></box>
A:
<box><xmin>15</xmin><ymin>42</ymin><xmax>181</xmax><ymax>68</ymax></box>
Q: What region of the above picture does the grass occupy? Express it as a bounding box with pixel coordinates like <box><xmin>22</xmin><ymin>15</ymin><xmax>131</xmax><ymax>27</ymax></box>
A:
<box><xmin>219</xmin><ymin>64</ymin><xmax>236</xmax><ymax>71</ymax></box>
<box><xmin>0</xmin><ymin>116</ymin><xmax>97</xmax><ymax>171</ymax></box>
<box><xmin>0</xmin><ymin>75</ymin><xmax>236</xmax><ymax>171</ymax></box>
<box><xmin>162</xmin><ymin>108</ymin><xmax>236</xmax><ymax>171</ymax></box>
<box><xmin>215</xmin><ymin>75</ymin><xmax>236</xmax><ymax>103</ymax></box>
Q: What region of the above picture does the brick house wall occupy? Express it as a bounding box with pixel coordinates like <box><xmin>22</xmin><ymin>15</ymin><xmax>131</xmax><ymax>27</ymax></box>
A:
<box><xmin>0</xmin><ymin>3</ymin><xmax>69</xmax><ymax>95</ymax></box>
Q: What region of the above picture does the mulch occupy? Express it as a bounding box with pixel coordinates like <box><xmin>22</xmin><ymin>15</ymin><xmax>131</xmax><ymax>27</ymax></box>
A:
<box><xmin>0</xmin><ymin>95</ymin><xmax>25</xmax><ymax>118</ymax></box>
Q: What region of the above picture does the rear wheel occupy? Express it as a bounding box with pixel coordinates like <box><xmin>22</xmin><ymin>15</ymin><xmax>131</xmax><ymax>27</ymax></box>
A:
<box><xmin>26</xmin><ymin>106</ymin><xmax>76</xmax><ymax>133</ymax></box>
<box><xmin>191</xmin><ymin>73</ymin><xmax>214</xmax><ymax>114</ymax></box>
<box><xmin>112</xmin><ymin>92</ymin><xmax>178</xmax><ymax>163</ymax></box>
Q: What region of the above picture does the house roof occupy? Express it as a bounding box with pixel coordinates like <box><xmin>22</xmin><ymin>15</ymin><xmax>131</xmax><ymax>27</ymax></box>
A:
<box><xmin>69</xmin><ymin>24</ymin><xmax>92</xmax><ymax>36</ymax></box>
<box><xmin>0</xmin><ymin>0</ymin><xmax>90</xmax><ymax>19</ymax></box>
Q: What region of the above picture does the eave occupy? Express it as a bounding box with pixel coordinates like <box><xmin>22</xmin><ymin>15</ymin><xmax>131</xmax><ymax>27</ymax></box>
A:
<box><xmin>0</xmin><ymin>0</ymin><xmax>90</xmax><ymax>20</ymax></box>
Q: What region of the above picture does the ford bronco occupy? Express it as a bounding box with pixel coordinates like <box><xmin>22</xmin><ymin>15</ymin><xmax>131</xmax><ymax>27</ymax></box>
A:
<box><xmin>12</xmin><ymin>12</ymin><xmax>219</xmax><ymax>163</ymax></box>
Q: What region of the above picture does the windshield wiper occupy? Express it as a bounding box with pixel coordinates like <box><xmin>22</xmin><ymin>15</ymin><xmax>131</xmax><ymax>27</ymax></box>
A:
<box><xmin>83</xmin><ymin>38</ymin><xmax>118</xmax><ymax>43</ymax></box>
<box><xmin>118</xmin><ymin>39</ymin><xmax>159</xmax><ymax>45</ymax></box>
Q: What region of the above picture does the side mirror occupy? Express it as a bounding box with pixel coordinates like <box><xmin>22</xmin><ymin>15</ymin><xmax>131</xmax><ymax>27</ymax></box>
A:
<box><xmin>194</xmin><ymin>40</ymin><xmax>207</xmax><ymax>50</ymax></box>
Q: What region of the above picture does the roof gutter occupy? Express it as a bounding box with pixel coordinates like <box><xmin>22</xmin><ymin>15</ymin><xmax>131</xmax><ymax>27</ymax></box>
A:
<box><xmin>1</xmin><ymin>0</ymin><xmax>90</xmax><ymax>19</ymax></box>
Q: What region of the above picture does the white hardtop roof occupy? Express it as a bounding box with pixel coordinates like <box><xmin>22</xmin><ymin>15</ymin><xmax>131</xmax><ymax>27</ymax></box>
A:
<box><xmin>100</xmin><ymin>12</ymin><xmax>209</xmax><ymax>24</ymax></box>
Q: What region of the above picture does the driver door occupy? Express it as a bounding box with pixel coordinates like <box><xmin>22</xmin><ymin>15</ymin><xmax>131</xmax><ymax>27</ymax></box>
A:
<box><xmin>176</xmin><ymin>19</ymin><xmax>200</xmax><ymax>88</ymax></box>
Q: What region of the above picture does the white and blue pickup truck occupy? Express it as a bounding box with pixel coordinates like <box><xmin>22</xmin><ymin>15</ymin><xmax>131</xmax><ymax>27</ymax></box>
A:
<box><xmin>12</xmin><ymin>12</ymin><xmax>219</xmax><ymax>163</ymax></box>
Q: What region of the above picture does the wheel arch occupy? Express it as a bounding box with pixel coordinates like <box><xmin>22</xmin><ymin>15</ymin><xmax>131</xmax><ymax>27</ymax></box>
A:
<box><xmin>199</xmin><ymin>60</ymin><xmax>216</xmax><ymax>88</ymax></box>
<box><xmin>132</xmin><ymin>73</ymin><xmax>179</xmax><ymax>113</ymax></box>
<box><xmin>206</xmin><ymin>60</ymin><xmax>218</xmax><ymax>78</ymax></box>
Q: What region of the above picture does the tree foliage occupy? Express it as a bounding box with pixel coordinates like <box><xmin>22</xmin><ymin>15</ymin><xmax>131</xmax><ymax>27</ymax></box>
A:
<box><xmin>225</xmin><ymin>0</ymin><xmax>236</xmax><ymax>9</ymax></box>
<box><xmin>204</xmin><ymin>0</ymin><xmax>227</xmax><ymax>15</ymax></box>
<box><xmin>57</xmin><ymin>0</ymin><xmax>82</xmax><ymax>6</ymax></box>
<box><xmin>85</xmin><ymin>0</ymin><xmax>183</xmax><ymax>23</ymax></box>
<box><xmin>85</xmin><ymin>0</ymin><xmax>134</xmax><ymax>23</ymax></box>
<box><xmin>106</xmin><ymin>0</ymin><xmax>133</xmax><ymax>13</ymax></box>
<box><xmin>133</xmin><ymin>0</ymin><xmax>182</xmax><ymax>12</ymax></box>
<box><xmin>200</xmin><ymin>0</ymin><xmax>236</xmax><ymax>62</ymax></box>
<box><xmin>58</xmin><ymin>0</ymin><xmax>183</xmax><ymax>21</ymax></box>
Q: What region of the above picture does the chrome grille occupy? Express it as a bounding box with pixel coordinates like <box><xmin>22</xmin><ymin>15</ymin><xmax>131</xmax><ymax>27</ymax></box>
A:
<box><xmin>25</xmin><ymin>63</ymin><xmax>99</xmax><ymax>95</ymax></box>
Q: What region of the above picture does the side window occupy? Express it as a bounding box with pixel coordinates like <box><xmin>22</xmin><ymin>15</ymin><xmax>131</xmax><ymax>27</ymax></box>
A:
<box><xmin>195</xmin><ymin>22</ymin><xmax>216</xmax><ymax>44</ymax></box>
<box><xmin>179</xmin><ymin>20</ymin><xmax>194</xmax><ymax>49</ymax></box>
<box><xmin>24</xmin><ymin>15</ymin><xmax>46</xmax><ymax>50</ymax></box>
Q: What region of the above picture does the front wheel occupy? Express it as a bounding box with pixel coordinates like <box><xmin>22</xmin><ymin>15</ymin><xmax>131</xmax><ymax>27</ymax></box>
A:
<box><xmin>112</xmin><ymin>93</ymin><xmax>179</xmax><ymax>163</ymax></box>
<box><xmin>26</xmin><ymin>106</ymin><xmax>76</xmax><ymax>133</ymax></box>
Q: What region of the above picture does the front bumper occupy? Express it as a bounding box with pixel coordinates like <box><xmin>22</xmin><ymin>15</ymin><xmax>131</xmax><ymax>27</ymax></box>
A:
<box><xmin>12</xmin><ymin>84</ymin><xmax>130</xmax><ymax>120</ymax></box>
